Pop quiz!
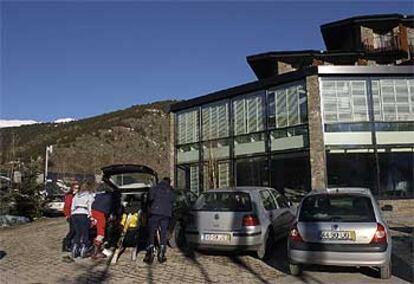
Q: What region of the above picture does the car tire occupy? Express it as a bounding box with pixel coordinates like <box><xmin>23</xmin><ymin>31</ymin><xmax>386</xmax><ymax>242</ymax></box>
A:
<box><xmin>289</xmin><ymin>263</ymin><xmax>302</xmax><ymax>276</ymax></box>
<box><xmin>379</xmin><ymin>262</ymin><xmax>392</xmax><ymax>279</ymax></box>
<box><xmin>256</xmin><ymin>229</ymin><xmax>273</xmax><ymax>260</ymax></box>
<box><xmin>168</xmin><ymin>222</ymin><xmax>184</xmax><ymax>249</ymax></box>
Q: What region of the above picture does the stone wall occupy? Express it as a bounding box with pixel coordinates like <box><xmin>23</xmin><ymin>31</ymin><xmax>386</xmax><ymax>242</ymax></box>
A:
<box><xmin>169</xmin><ymin>112</ymin><xmax>176</xmax><ymax>187</ymax></box>
<box><xmin>306</xmin><ymin>75</ymin><xmax>327</xmax><ymax>190</ymax></box>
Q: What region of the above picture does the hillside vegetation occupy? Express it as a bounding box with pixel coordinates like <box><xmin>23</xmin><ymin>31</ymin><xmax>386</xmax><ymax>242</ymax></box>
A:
<box><xmin>0</xmin><ymin>101</ymin><xmax>175</xmax><ymax>179</ymax></box>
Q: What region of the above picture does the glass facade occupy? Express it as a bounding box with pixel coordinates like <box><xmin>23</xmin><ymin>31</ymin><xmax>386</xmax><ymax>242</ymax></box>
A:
<box><xmin>372</xmin><ymin>78</ymin><xmax>414</xmax><ymax>121</ymax></box>
<box><xmin>270</xmin><ymin>153</ymin><xmax>311</xmax><ymax>194</ymax></box>
<box><xmin>175</xmin><ymin>73</ymin><xmax>413</xmax><ymax>198</ymax></box>
<box><xmin>267</xmin><ymin>82</ymin><xmax>307</xmax><ymax>128</ymax></box>
<box><xmin>321</xmin><ymin>79</ymin><xmax>369</xmax><ymax>124</ymax></box>
<box><xmin>175</xmin><ymin>80</ymin><xmax>309</xmax><ymax>194</ymax></box>
<box><xmin>321</xmin><ymin>76</ymin><xmax>414</xmax><ymax>196</ymax></box>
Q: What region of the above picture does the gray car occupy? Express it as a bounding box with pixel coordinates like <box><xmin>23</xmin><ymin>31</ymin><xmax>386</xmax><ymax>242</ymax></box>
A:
<box><xmin>185</xmin><ymin>187</ymin><xmax>296</xmax><ymax>259</ymax></box>
<box><xmin>288</xmin><ymin>188</ymin><xmax>392</xmax><ymax>279</ymax></box>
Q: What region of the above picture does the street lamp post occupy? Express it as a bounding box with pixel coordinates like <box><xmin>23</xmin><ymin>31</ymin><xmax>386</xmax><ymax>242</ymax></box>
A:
<box><xmin>44</xmin><ymin>145</ymin><xmax>53</xmax><ymax>182</ymax></box>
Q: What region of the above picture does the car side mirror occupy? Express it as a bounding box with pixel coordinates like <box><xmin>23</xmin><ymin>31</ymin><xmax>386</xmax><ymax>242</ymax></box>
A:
<box><xmin>381</xmin><ymin>205</ymin><xmax>393</xmax><ymax>212</ymax></box>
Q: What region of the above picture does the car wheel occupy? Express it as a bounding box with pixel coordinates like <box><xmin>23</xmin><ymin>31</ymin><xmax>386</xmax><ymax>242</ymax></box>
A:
<box><xmin>289</xmin><ymin>263</ymin><xmax>302</xmax><ymax>276</ymax></box>
<box><xmin>379</xmin><ymin>262</ymin><xmax>392</xmax><ymax>279</ymax></box>
<box><xmin>168</xmin><ymin>222</ymin><xmax>184</xmax><ymax>249</ymax></box>
<box><xmin>256</xmin><ymin>229</ymin><xmax>273</xmax><ymax>260</ymax></box>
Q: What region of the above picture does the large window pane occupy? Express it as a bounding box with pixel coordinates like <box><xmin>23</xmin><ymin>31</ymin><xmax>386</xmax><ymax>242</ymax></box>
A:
<box><xmin>203</xmin><ymin>161</ymin><xmax>230</xmax><ymax>190</ymax></box>
<box><xmin>202</xmin><ymin>102</ymin><xmax>229</xmax><ymax>141</ymax></box>
<box><xmin>267</xmin><ymin>82</ymin><xmax>306</xmax><ymax>129</ymax></box>
<box><xmin>379</xmin><ymin>152</ymin><xmax>413</xmax><ymax>197</ymax></box>
<box><xmin>176</xmin><ymin>109</ymin><xmax>199</xmax><ymax>145</ymax></box>
<box><xmin>327</xmin><ymin>153</ymin><xmax>377</xmax><ymax>194</ymax></box>
<box><xmin>270</xmin><ymin>153</ymin><xmax>310</xmax><ymax>198</ymax></box>
<box><xmin>176</xmin><ymin>164</ymin><xmax>200</xmax><ymax>195</ymax></box>
<box><xmin>270</xmin><ymin>126</ymin><xmax>308</xmax><ymax>151</ymax></box>
<box><xmin>320</xmin><ymin>79</ymin><xmax>369</xmax><ymax>123</ymax></box>
<box><xmin>236</xmin><ymin>156</ymin><xmax>268</xmax><ymax>186</ymax></box>
<box><xmin>176</xmin><ymin>144</ymin><xmax>199</xmax><ymax>164</ymax></box>
<box><xmin>202</xmin><ymin>139</ymin><xmax>230</xmax><ymax>161</ymax></box>
<box><xmin>233</xmin><ymin>93</ymin><xmax>264</xmax><ymax>135</ymax></box>
<box><xmin>234</xmin><ymin>133</ymin><xmax>265</xmax><ymax>156</ymax></box>
<box><xmin>371</xmin><ymin>78</ymin><xmax>414</xmax><ymax>122</ymax></box>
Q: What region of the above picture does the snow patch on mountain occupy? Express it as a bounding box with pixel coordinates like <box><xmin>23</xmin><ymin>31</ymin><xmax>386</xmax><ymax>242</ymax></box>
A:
<box><xmin>0</xmin><ymin>120</ymin><xmax>39</xmax><ymax>128</ymax></box>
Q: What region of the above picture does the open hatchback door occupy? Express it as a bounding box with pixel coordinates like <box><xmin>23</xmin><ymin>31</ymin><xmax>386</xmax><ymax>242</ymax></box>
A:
<box><xmin>102</xmin><ymin>164</ymin><xmax>158</xmax><ymax>191</ymax></box>
<box><xmin>101</xmin><ymin>164</ymin><xmax>158</xmax><ymax>214</ymax></box>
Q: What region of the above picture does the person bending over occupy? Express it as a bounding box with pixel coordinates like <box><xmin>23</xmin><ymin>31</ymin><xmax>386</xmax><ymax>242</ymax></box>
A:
<box><xmin>144</xmin><ymin>177</ymin><xmax>175</xmax><ymax>264</ymax></box>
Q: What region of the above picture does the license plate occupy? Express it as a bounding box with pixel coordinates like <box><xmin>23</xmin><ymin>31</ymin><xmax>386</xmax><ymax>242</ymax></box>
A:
<box><xmin>202</xmin><ymin>233</ymin><xmax>231</xmax><ymax>241</ymax></box>
<box><xmin>320</xmin><ymin>231</ymin><xmax>355</xmax><ymax>240</ymax></box>
<box><xmin>50</xmin><ymin>203</ymin><xmax>63</xmax><ymax>209</ymax></box>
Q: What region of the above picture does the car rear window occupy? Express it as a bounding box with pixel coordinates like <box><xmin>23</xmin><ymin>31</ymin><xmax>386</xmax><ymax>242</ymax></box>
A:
<box><xmin>299</xmin><ymin>194</ymin><xmax>376</xmax><ymax>223</ymax></box>
<box><xmin>193</xmin><ymin>192</ymin><xmax>252</xmax><ymax>212</ymax></box>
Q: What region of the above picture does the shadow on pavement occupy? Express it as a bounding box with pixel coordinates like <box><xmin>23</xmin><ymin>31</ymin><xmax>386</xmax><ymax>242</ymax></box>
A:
<box><xmin>59</xmin><ymin>259</ymin><xmax>111</xmax><ymax>284</ymax></box>
<box><xmin>0</xmin><ymin>251</ymin><xmax>6</xmax><ymax>260</ymax></box>
<box><xmin>392</xmin><ymin>234</ymin><xmax>414</xmax><ymax>283</ymax></box>
<box><xmin>178</xmin><ymin>244</ymin><xmax>214</xmax><ymax>283</ymax></box>
<box><xmin>265</xmin><ymin>237</ymin><xmax>290</xmax><ymax>274</ymax></box>
<box><xmin>229</xmin><ymin>255</ymin><xmax>270</xmax><ymax>284</ymax></box>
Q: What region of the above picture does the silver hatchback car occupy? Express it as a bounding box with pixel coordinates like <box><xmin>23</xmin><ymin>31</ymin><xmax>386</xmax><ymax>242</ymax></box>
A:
<box><xmin>288</xmin><ymin>188</ymin><xmax>392</xmax><ymax>279</ymax></box>
<box><xmin>185</xmin><ymin>187</ymin><xmax>296</xmax><ymax>259</ymax></box>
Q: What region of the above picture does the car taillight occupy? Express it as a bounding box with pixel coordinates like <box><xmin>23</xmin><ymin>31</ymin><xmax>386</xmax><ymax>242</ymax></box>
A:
<box><xmin>370</xmin><ymin>223</ymin><xmax>387</xmax><ymax>244</ymax></box>
<box><xmin>289</xmin><ymin>223</ymin><xmax>303</xmax><ymax>242</ymax></box>
<box><xmin>242</xmin><ymin>215</ymin><xmax>260</xmax><ymax>226</ymax></box>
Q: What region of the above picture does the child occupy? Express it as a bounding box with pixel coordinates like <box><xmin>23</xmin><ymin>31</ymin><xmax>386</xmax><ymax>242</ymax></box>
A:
<box><xmin>62</xmin><ymin>182</ymin><xmax>79</xmax><ymax>252</ymax></box>
<box><xmin>70</xmin><ymin>182</ymin><xmax>95</xmax><ymax>258</ymax></box>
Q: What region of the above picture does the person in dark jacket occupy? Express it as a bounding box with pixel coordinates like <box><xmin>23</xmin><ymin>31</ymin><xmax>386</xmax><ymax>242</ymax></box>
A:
<box><xmin>143</xmin><ymin>177</ymin><xmax>175</xmax><ymax>264</ymax></box>
<box><xmin>62</xmin><ymin>183</ymin><xmax>79</xmax><ymax>252</ymax></box>
<box><xmin>91</xmin><ymin>188</ymin><xmax>112</xmax><ymax>259</ymax></box>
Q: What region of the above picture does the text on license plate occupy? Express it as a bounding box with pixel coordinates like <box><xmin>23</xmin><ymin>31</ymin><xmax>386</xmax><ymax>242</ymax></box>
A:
<box><xmin>320</xmin><ymin>231</ymin><xmax>355</xmax><ymax>240</ymax></box>
<box><xmin>202</xmin><ymin>233</ymin><xmax>231</xmax><ymax>241</ymax></box>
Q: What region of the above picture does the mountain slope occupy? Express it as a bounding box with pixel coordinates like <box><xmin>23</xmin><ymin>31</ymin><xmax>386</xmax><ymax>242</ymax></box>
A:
<box><xmin>0</xmin><ymin>101</ymin><xmax>175</xmax><ymax>179</ymax></box>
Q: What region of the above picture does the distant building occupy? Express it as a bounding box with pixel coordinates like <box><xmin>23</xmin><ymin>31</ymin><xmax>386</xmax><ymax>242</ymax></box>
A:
<box><xmin>169</xmin><ymin>14</ymin><xmax>414</xmax><ymax>197</ymax></box>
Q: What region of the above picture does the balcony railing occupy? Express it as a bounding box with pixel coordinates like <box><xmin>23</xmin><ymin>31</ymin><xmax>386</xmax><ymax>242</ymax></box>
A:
<box><xmin>363</xmin><ymin>34</ymin><xmax>401</xmax><ymax>53</ymax></box>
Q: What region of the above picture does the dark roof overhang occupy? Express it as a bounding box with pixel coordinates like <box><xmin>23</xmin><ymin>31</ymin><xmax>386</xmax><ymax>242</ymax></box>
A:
<box><xmin>246</xmin><ymin>50</ymin><xmax>365</xmax><ymax>79</ymax></box>
<box><xmin>320</xmin><ymin>14</ymin><xmax>414</xmax><ymax>50</ymax></box>
<box><xmin>320</xmin><ymin>14</ymin><xmax>412</xmax><ymax>30</ymax></box>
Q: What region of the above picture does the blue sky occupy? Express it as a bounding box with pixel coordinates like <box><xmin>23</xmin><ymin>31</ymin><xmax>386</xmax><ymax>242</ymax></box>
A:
<box><xmin>1</xmin><ymin>1</ymin><xmax>413</xmax><ymax>121</ymax></box>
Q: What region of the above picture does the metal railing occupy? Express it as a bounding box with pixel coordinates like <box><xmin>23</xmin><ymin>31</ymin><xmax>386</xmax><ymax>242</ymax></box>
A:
<box><xmin>363</xmin><ymin>34</ymin><xmax>401</xmax><ymax>52</ymax></box>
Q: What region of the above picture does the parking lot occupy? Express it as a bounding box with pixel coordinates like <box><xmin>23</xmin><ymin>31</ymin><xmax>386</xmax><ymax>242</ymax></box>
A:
<box><xmin>0</xmin><ymin>212</ymin><xmax>412</xmax><ymax>284</ymax></box>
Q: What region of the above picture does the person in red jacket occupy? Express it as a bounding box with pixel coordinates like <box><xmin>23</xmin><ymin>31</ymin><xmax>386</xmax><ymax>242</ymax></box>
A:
<box><xmin>90</xmin><ymin>188</ymin><xmax>112</xmax><ymax>259</ymax></box>
<box><xmin>62</xmin><ymin>183</ymin><xmax>79</xmax><ymax>252</ymax></box>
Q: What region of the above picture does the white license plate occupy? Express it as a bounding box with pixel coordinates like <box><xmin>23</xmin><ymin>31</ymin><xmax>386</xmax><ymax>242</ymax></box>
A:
<box><xmin>320</xmin><ymin>231</ymin><xmax>355</xmax><ymax>240</ymax></box>
<box><xmin>50</xmin><ymin>203</ymin><xmax>63</xmax><ymax>209</ymax></box>
<box><xmin>202</xmin><ymin>233</ymin><xmax>231</xmax><ymax>241</ymax></box>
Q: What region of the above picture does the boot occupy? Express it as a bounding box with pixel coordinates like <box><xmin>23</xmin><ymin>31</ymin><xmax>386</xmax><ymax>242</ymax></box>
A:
<box><xmin>91</xmin><ymin>243</ymin><xmax>106</xmax><ymax>260</ymax></box>
<box><xmin>157</xmin><ymin>245</ymin><xmax>167</xmax><ymax>263</ymax></box>
<box><xmin>80</xmin><ymin>244</ymin><xmax>93</xmax><ymax>258</ymax></box>
<box><xmin>62</xmin><ymin>238</ymin><xmax>72</xmax><ymax>252</ymax></box>
<box><xmin>143</xmin><ymin>245</ymin><xmax>155</xmax><ymax>264</ymax></box>
<box><xmin>71</xmin><ymin>243</ymin><xmax>79</xmax><ymax>259</ymax></box>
